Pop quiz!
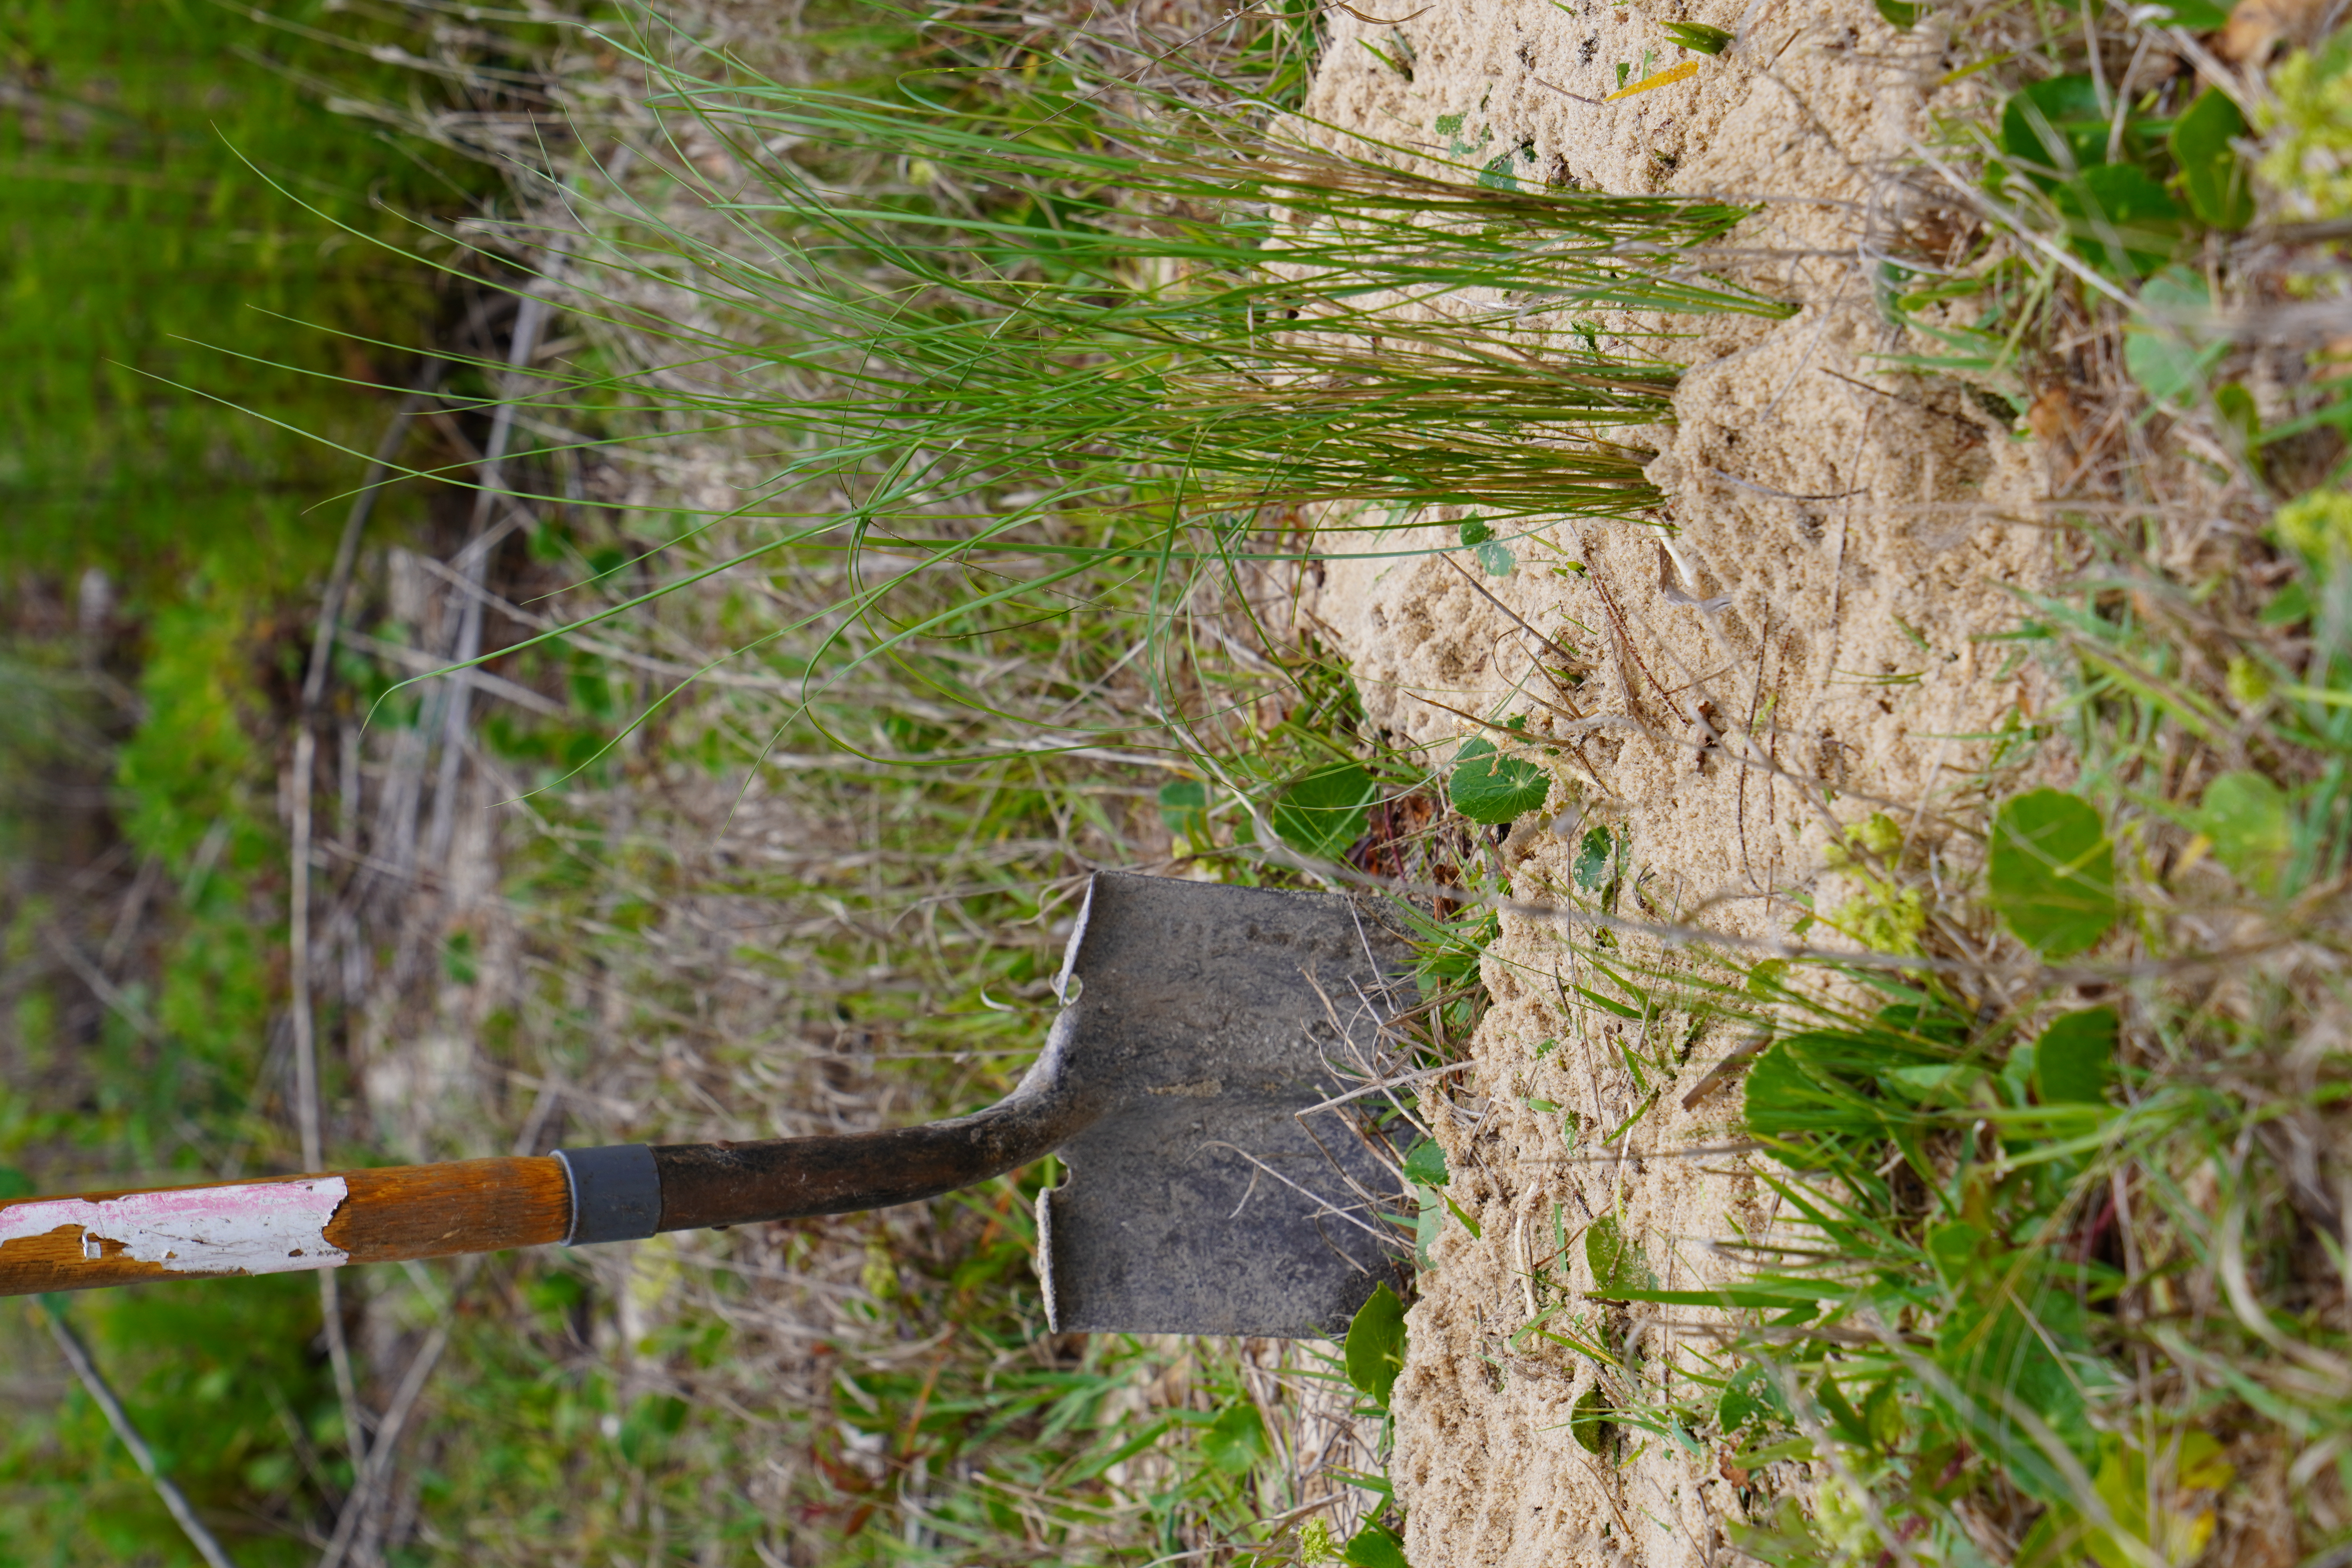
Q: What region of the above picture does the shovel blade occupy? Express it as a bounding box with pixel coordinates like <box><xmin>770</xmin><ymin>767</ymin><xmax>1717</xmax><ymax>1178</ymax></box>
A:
<box><xmin>1035</xmin><ymin>873</ymin><xmax>1412</xmax><ymax>1339</ymax></box>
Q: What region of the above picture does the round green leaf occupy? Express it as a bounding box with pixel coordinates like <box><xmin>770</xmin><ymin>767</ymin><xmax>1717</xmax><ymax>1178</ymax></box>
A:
<box><xmin>1573</xmin><ymin>824</ymin><xmax>1615</xmax><ymax>889</ymax></box>
<box><xmin>1270</xmin><ymin>762</ymin><xmax>1376</xmax><ymax>859</ymax></box>
<box><xmin>1570</xmin><ymin>1385</ymin><xmax>1610</xmax><ymax>1452</ymax></box>
<box><xmin>1584</xmin><ymin>1215</ymin><xmax>1656</xmax><ymax>1296</ymax></box>
<box><xmin>1402</xmin><ymin>1138</ymin><xmax>1450</xmax><ymax>1187</ymax></box>
<box><xmin>1202</xmin><ymin>1403</ymin><xmax>1268</xmax><ymax>1475</ymax></box>
<box><xmin>2213</xmin><ymin>381</ymin><xmax>2261</xmax><ymax>447</ymax></box>
<box><xmin>2033</xmin><ymin>1006</ymin><xmax>2116</xmax><ymax>1105</ymax></box>
<box><xmin>1987</xmin><ymin>789</ymin><xmax>2118</xmax><ymax>957</ymax></box>
<box><xmin>1344</xmin><ymin>1283</ymin><xmax>1408</xmax><ymax>1410</ymax></box>
<box><xmin>1717</xmin><ymin>1363</ymin><xmax>1784</xmax><ymax>1431</ymax></box>
<box><xmin>1925</xmin><ymin>1220</ymin><xmax>1991</xmax><ymax>1290</ymax></box>
<box><xmin>2053</xmin><ymin>164</ymin><xmax>2183</xmax><ymax>278</ymax></box>
<box><xmin>2169</xmin><ymin>88</ymin><xmax>2255</xmax><ymax>229</ymax></box>
<box><xmin>1157</xmin><ymin>779</ymin><xmax>1207</xmax><ymax>813</ymax></box>
<box><xmin>2125</xmin><ymin>268</ymin><xmax>2225</xmax><ymax>405</ymax></box>
<box><xmin>1448</xmin><ymin>738</ymin><xmax>1550</xmax><ymax>824</ymax></box>
<box><xmin>1344</xmin><ymin>1521</ymin><xmax>1412</xmax><ymax>1568</ymax></box>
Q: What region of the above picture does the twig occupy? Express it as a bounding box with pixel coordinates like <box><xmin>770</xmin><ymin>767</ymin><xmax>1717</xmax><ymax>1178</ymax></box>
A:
<box><xmin>1295</xmin><ymin>1060</ymin><xmax>1476</xmax><ymax>1117</ymax></box>
<box><xmin>1680</xmin><ymin>1038</ymin><xmax>1773</xmax><ymax>1109</ymax></box>
<box><xmin>41</xmin><ymin>927</ymin><xmax>161</xmax><ymax>1041</ymax></box>
<box><xmin>318</xmin><ymin>1307</ymin><xmax>461</xmax><ymax>1568</ymax></box>
<box><xmin>300</xmin><ymin>381</ymin><xmax>439</xmax><ymax>713</ymax></box>
<box><xmin>1700</xmin><ymin>459</ymin><xmax>1858</xmax><ymax>503</ymax></box>
<box><xmin>426</xmin><ymin>279</ymin><xmax>558</xmax><ymax>870</ymax></box>
<box><xmin>294</xmin><ymin>385</ymin><xmax>436</xmax><ymax>1474</ymax></box>
<box><xmin>1532</xmin><ymin>76</ymin><xmax>1606</xmax><ymax>105</ymax></box>
<box><xmin>1443</xmin><ymin>553</ymin><xmax>1584</xmax><ymax>672</ymax></box>
<box><xmin>40</xmin><ymin>1300</ymin><xmax>240</xmax><ymax>1568</ymax></box>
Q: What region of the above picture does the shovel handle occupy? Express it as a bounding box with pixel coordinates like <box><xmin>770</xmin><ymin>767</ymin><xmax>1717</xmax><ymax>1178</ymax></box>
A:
<box><xmin>0</xmin><ymin>1090</ymin><xmax>1089</xmax><ymax>1298</ymax></box>
<box><xmin>0</xmin><ymin>1158</ymin><xmax>572</xmax><ymax>1298</ymax></box>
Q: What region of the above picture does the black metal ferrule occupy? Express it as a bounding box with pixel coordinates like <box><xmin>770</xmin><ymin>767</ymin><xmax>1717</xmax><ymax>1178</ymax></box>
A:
<box><xmin>553</xmin><ymin>1143</ymin><xmax>662</xmax><ymax>1245</ymax></box>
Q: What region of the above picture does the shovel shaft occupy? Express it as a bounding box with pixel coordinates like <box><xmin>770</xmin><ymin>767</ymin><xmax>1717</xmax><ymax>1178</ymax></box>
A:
<box><xmin>0</xmin><ymin>1092</ymin><xmax>1088</xmax><ymax>1298</ymax></box>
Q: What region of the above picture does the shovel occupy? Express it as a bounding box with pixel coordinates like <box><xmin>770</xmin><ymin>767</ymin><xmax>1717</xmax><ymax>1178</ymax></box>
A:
<box><xmin>0</xmin><ymin>873</ymin><xmax>1413</xmax><ymax>1338</ymax></box>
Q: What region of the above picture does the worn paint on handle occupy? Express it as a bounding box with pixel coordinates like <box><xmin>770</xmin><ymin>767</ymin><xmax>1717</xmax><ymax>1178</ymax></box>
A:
<box><xmin>0</xmin><ymin>1178</ymin><xmax>351</xmax><ymax>1276</ymax></box>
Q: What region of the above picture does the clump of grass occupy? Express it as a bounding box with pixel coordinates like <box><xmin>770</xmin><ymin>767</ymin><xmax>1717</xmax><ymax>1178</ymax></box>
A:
<box><xmin>501</xmin><ymin>20</ymin><xmax>1790</xmax><ymax>735</ymax></box>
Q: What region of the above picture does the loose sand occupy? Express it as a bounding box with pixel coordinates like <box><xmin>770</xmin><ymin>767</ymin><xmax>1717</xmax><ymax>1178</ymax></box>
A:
<box><xmin>1293</xmin><ymin>3</ymin><xmax>2080</xmax><ymax>1562</ymax></box>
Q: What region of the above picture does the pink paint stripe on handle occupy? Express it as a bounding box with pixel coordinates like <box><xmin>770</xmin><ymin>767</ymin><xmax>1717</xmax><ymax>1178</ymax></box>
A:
<box><xmin>0</xmin><ymin>1178</ymin><xmax>351</xmax><ymax>1276</ymax></box>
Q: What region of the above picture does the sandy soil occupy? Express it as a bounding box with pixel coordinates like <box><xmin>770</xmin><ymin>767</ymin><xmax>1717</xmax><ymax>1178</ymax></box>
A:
<box><xmin>1293</xmin><ymin>3</ymin><xmax>2082</xmax><ymax>1562</ymax></box>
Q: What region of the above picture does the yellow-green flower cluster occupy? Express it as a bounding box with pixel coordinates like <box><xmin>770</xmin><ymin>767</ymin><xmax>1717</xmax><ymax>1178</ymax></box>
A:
<box><xmin>2259</xmin><ymin>29</ymin><xmax>2352</xmax><ymax>220</ymax></box>
<box><xmin>2274</xmin><ymin>486</ymin><xmax>2352</xmax><ymax>573</ymax></box>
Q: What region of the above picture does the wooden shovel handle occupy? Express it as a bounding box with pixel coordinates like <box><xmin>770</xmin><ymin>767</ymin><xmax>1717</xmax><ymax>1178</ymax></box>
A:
<box><xmin>0</xmin><ymin>1085</ymin><xmax>1093</xmax><ymax>1298</ymax></box>
<box><xmin>0</xmin><ymin>1158</ymin><xmax>572</xmax><ymax>1298</ymax></box>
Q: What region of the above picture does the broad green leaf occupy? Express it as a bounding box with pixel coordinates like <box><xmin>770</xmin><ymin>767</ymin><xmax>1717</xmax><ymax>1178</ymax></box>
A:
<box><xmin>1875</xmin><ymin>0</ymin><xmax>1920</xmax><ymax>25</ymax></box>
<box><xmin>2000</xmin><ymin>75</ymin><xmax>2108</xmax><ymax>184</ymax></box>
<box><xmin>1717</xmin><ymin>1364</ymin><xmax>1783</xmax><ymax>1432</ymax></box>
<box><xmin>1159</xmin><ymin>779</ymin><xmax>1211</xmax><ymax>855</ymax></box>
<box><xmin>1813</xmin><ymin>1374</ymin><xmax>1872</xmax><ymax>1448</ymax></box>
<box><xmin>1932</xmin><ymin>1288</ymin><xmax>2100</xmax><ymax>1502</ymax></box>
<box><xmin>1448</xmin><ymin>738</ymin><xmax>1550</xmax><ymax>824</ymax></box>
<box><xmin>1459</xmin><ymin>514</ymin><xmax>1514</xmax><ymax>573</ymax></box>
<box><xmin>1988</xmin><ymin>789</ymin><xmax>2118</xmax><ymax>957</ymax></box>
<box><xmin>1574</xmin><ymin>823</ymin><xmax>1615</xmax><ymax>888</ymax></box>
<box><xmin>1476</xmin><ymin>151</ymin><xmax>1522</xmax><ymax>193</ymax></box>
<box><xmin>1414</xmin><ymin>1185</ymin><xmax>1442</xmax><ymax>1269</ymax></box>
<box><xmin>1271</xmin><ymin>762</ymin><xmax>1377</xmax><ymax>858</ymax></box>
<box><xmin>2085</xmin><ymin>1429</ymin><xmax>2236</xmax><ymax>1568</ymax></box>
<box><xmin>0</xmin><ymin>1167</ymin><xmax>32</xmax><ymax>1201</ymax></box>
<box><xmin>618</xmin><ymin>1393</ymin><xmax>690</xmax><ymax>1465</ymax></box>
<box><xmin>2054</xmin><ymin>164</ymin><xmax>2183</xmax><ymax>277</ymax></box>
<box><xmin>1570</xmin><ymin>1385</ymin><xmax>1610</xmax><ymax>1452</ymax></box>
<box><xmin>1884</xmin><ymin>1062</ymin><xmax>1989</xmax><ymax>1103</ymax></box>
<box><xmin>2169</xmin><ymin>89</ymin><xmax>2254</xmax><ymax>229</ymax></box>
<box><xmin>1403</xmin><ymin>1138</ymin><xmax>1450</xmax><ymax>1187</ymax></box>
<box><xmin>2200</xmin><ymin>769</ymin><xmax>2291</xmax><ymax>894</ymax></box>
<box><xmin>1202</xmin><ymin>1403</ymin><xmax>1268</xmax><ymax>1474</ymax></box>
<box><xmin>2259</xmin><ymin>579</ymin><xmax>2313</xmax><ymax>626</ymax></box>
<box><xmin>1344</xmin><ymin>1283</ymin><xmax>1408</xmax><ymax>1409</ymax></box>
<box><xmin>1585</xmin><ymin>1215</ymin><xmax>1657</xmax><ymax>1295</ymax></box>
<box><xmin>1925</xmin><ymin>1220</ymin><xmax>1989</xmax><ymax>1290</ymax></box>
<box><xmin>2148</xmin><ymin>0</ymin><xmax>2234</xmax><ymax>25</ymax></box>
<box><xmin>2125</xmin><ymin>267</ymin><xmax>2225</xmax><ymax>405</ymax></box>
<box><xmin>2033</xmin><ymin>1006</ymin><xmax>2116</xmax><ymax>1105</ymax></box>
<box><xmin>1344</xmin><ymin>1520</ymin><xmax>1412</xmax><ymax>1568</ymax></box>
<box><xmin>1157</xmin><ymin>777</ymin><xmax>1207</xmax><ymax>827</ymax></box>
<box><xmin>2214</xmin><ymin>381</ymin><xmax>2261</xmax><ymax>448</ymax></box>
<box><xmin>1157</xmin><ymin>779</ymin><xmax>1206</xmax><ymax>815</ymax></box>
<box><xmin>1741</xmin><ymin>1031</ymin><xmax>1903</xmax><ymax>1145</ymax></box>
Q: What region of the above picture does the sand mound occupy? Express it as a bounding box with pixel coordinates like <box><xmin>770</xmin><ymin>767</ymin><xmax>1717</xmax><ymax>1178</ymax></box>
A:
<box><xmin>1296</xmin><ymin>4</ymin><xmax>2074</xmax><ymax>1563</ymax></box>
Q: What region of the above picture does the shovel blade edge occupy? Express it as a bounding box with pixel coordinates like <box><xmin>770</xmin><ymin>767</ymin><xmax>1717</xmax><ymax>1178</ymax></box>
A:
<box><xmin>1034</xmin><ymin>873</ymin><xmax>1413</xmax><ymax>1339</ymax></box>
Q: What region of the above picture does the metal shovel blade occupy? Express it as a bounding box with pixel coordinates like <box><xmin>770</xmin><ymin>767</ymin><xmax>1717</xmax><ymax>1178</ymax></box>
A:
<box><xmin>0</xmin><ymin>873</ymin><xmax>1419</xmax><ymax>1326</ymax></box>
<box><xmin>1033</xmin><ymin>873</ymin><xmax>1412</xmax><ymax>1339</ymax></box>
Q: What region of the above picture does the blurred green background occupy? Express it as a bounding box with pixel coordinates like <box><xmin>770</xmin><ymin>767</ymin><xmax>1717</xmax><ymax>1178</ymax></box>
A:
<box><xmin>2</xmin><ymin>4</ymin><xmax>493</xmax><ymax>1558</ymax></box>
